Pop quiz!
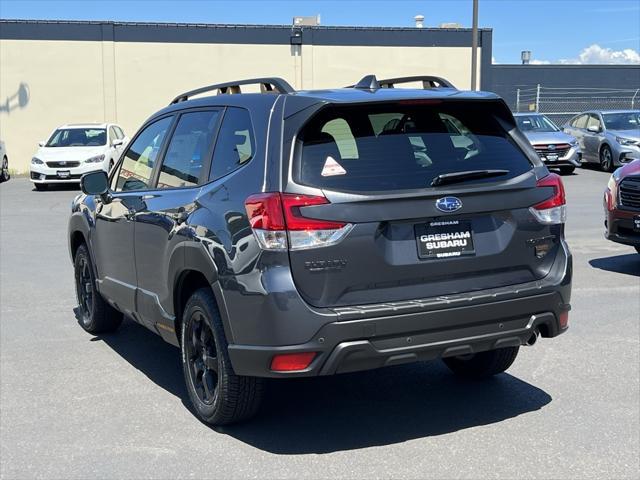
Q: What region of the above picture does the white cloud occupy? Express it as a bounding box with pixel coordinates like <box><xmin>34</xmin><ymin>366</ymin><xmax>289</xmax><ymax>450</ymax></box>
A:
<box><xmin>574</xmin><ymin>44</ymin><xmax>640</xmax><ymax>64</ymax></box>
<box><xmin>531</xmin><ymin>44</ymin><xmax>640</xmax><ymax>65</ymax></box>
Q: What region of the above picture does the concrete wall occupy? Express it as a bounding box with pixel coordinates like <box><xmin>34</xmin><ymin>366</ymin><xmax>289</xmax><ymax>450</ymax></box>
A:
<box><xmin>0</xmin><ymin>20</ymin><xmax>491</xmax><ymax>173</ymax></box>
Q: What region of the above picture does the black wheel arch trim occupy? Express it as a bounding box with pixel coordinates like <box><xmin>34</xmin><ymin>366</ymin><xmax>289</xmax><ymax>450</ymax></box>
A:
<box><xmin>168</xmin><ymin>242</ymin><xmax>236</xmax><ymax>345</ymax></box>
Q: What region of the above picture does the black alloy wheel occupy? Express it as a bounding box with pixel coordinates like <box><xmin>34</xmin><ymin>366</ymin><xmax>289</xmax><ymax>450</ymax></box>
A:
<box><xmin>185</xmin><ymin>309</ymin><xmax>220</xmax><ymax>405</ymax></box>
<box><xmin>76</xmin><ymin>255</ymin><xmax>94</xmax><ymax>324</ymax></box>
<box><xmin>73</xmin><ymin>244</ymin><xmax>122</xmax><ymax>333</ymax></box>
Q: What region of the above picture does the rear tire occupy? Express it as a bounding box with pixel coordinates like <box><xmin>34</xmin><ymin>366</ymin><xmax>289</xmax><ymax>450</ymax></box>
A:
<box><xmin>1</xmin><ymin>156</ymin><xmax>9</xmax><ymax>182</ymax></box>
<box><xmin>34</xmin><ymin>183</ymin><xmax>48</xmax><ymax>191</ymax></box>
<box><xmin>600</xmin><ymin>145</ymin><xmax>614</xmax><ymax>172</ymax></box>
<box><xmin>181</xmin><ymin>288</ymin><xmax>264</xmax><ymax>426</ymax></box>
<box><xmin>442</xmin><ymin>346</ymin><xmax>519</xmax><ymax>379</ymax></box>
<box><xmin>559</xmin><ymin>166</ymin><xmax>575</xmax><ymax>175</ymax></box>
<box><xmin>74</xmin><ymin>244</ymin><xmax>122</xmax><ymax>334</ymax></box>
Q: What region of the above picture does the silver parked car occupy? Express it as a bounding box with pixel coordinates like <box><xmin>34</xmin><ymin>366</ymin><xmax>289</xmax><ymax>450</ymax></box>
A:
<box><xmin>563</xmin><ymin>110</ymin><xmax>640</xmax><ymax>172</ymax></box>
<box><xmin>514</xmin><ymin>113</ymin><xmax>581</xmax><ymax>175</ymax></box>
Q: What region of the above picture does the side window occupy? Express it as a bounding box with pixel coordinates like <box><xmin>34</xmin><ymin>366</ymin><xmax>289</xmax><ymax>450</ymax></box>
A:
<box><xmin>114</xmin><ymin>126</ymin><xmax>125</xmax><ymax>139</ymax></box>
<box><xmin>210</xmin><ymin>108</ymin><xmax>255</xmax><ymax>180</ymax></box>
<box><xmin>157</xmin><ymin>110</ymin><xmax>220</xmax><ymax>189</ymax></box>
<box><xmin>114</xmin><ymin>116</ymin><xmax>173</xmax><ymax>192</ymax></box>
<box><xmin>587</xmin><ymin>114</ymin><xmax>601</xmax><ymax>130</ymax></box>
<box><xmin>109</xmin><ymin>126</ymin><xmax>117</xmax><ymax>144</ymax></box>
<box><xmin>321</xmin><ymin>118</ymin><xmax>358</xmax><ymax>159</ymax></box>
<box><xmin>575</xmin><ymin>115</ymin><xmax>588</xmax><ymax>129</ymax></box>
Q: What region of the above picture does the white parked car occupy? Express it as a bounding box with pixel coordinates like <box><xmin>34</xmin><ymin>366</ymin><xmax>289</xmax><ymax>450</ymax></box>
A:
<box><xmin>0</xmin><ymin>139</ymin><xmax>9</xmax><ymax>182</ymax></box>
<box><xmin>30</xmin><ymin>123</ymin><xmax>128</xmax><ymax>190</ymax></box>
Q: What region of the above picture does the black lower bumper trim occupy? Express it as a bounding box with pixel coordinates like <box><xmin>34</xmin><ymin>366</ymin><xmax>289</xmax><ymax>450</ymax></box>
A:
<box><xmin>228</xmin><ymin>291</ymin><xmax>569</xmax><ymax>378</ymax></box>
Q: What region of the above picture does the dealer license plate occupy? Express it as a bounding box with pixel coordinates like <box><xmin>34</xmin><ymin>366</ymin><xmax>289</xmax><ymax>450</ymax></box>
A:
<box><xmin>415</xmin><ymin>220</ymin><xmax>475</xmax><ymax>259</ymax></box>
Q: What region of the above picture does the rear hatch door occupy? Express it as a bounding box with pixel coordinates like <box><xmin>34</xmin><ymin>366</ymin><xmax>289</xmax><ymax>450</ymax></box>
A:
<box><xmin>286</xmin><ymin>100</ymin><xmax>559</xmax><ymax>308</ymax></box>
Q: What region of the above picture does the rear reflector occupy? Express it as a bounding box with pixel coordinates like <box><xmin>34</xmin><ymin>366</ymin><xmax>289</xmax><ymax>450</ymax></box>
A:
<box><xmin>530</xmin><ymin>173</ymin><xmax>567</xmax><ymax>225</ymax></box>
<box><xmin>245</xmin><ymin>193</ymin><xmax>352</xmax><ymax>250</ymax></box>
<box><xmin>270</xmin><ymin>352</ymin><xmax>317</xmax><ymax>372</ymax></box>
<box><xmin>559</xmin><ymin>310</ymin><xmax>569</xmax><ymax>329</ymax></box>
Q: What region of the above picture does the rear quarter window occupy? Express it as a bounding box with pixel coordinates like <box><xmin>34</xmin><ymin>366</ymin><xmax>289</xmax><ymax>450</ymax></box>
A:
<box><xmin>294</xmin><ymin>102</ymin><xmax>533</xmax><ymax>193</ymax></box>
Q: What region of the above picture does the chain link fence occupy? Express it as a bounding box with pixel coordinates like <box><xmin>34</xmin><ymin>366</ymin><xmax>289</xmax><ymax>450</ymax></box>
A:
<box><xmin>514</xmin><ymin>85</ymin><xmax>640</xmax><ymax>127</ymax></box>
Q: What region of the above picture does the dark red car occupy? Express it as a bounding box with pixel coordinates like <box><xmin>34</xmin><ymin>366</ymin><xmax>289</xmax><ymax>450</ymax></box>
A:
<box><xmin>604</xmin><ymin>159</ymin><xmax>640</xmax><ymax>253</ymax></box>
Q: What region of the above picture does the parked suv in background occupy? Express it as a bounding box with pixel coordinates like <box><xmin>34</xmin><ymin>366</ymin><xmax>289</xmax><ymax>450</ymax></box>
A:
<box><xmin>604</xmin><ymin>159</ymin><xmax>640</xmax><ymax>253</ymax></box>
<box><xmin>514</xmin><ymin>113</ymin><xmax>580</xmax><ymax>175</ymax></box>
<box><xmin>30</xmin><ymin>123</ymin><xmax>128</xmax><ymax>190</ymax></box>
<box><xmin>69</xmin><ymin>75</ymin><xmax>572</xmax><ymax>425</ymax></box>
<box><xmin>563</xmin><ymin>110</ymin><xmax>640</xmax><ymax>172</ymax></box>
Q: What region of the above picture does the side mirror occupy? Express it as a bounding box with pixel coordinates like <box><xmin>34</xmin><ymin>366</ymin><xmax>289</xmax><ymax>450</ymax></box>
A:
<box><xmin>112</xmin><ymin>138</ymin><xmax>124</xmax><ymax>147</ymax></box>
<box><xmin>587</xmin><ymin>125</ymin><xmax>601</xmax><ymax>133</ymax></box>
<box><xmin>38</xmin><ymin>141</ymin><xmax>45</xmax><ymax>147</ymax></box>
<box><xmin>80</xmin><ymin>170</ymin><xmax>110</xmax><ymax>201</ymax></box>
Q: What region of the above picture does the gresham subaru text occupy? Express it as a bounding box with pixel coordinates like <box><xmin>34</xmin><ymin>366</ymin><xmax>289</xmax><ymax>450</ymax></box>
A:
<box><xmin>68</xmin><ymin>75</ymin><xmax>572</xmax><ymax>425</ymax></box>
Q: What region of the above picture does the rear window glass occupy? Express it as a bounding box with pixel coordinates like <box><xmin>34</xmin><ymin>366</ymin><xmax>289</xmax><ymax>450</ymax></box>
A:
<box><xmin>294</xmin><ymin>102</ymin><xmax>532</xmax><ymax>193</ymax></box>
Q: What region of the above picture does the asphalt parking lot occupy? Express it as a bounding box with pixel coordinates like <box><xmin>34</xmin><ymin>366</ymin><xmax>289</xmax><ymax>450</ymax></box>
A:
<box><xmin>1</xmin><ymin>168</ymin><xmax>639</xmax><ymax>479</ymax></box>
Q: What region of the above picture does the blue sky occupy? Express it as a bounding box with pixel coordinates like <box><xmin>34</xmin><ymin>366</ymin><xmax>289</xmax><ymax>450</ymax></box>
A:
<box><xmin>0</xmin><ymin>0</ymin><xmax>638</xmax><ymax>64</ymax></box>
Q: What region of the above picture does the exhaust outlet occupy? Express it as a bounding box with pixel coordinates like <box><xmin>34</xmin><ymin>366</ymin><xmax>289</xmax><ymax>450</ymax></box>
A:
<box><xmin>526</xmin><ymin>330</ymin><xmax>539</xmax><ymax>346</ymax></box>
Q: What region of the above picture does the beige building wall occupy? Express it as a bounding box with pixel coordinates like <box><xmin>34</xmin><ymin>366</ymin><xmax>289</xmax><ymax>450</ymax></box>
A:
<box><xmin>0</xmin><ymin>38</ymin><xmax>480</xmax><ymax>173</ymax></box>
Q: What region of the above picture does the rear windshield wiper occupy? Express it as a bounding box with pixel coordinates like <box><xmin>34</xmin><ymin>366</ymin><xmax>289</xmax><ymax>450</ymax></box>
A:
<box><xmin>430</xmin><ymin>169</ymin><xmax>509</xmax><ymax>187</ymax></box>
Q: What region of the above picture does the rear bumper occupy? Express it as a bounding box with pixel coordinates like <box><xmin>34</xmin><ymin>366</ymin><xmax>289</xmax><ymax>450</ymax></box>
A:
<box><xmin>228</xmin><ymin>290</ymin><xmax>570</xmax><ymax>377</ymax></box>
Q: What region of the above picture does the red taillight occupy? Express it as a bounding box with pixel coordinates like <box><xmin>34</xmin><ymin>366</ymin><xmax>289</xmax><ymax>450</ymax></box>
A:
<box><xmin>533</xmin><ymin>173</ymin><xmax>566</xmax><ymax>210</ymax></box>
<box><xmin>244</xmin><ymin>193</ymin><xmax>352</xmax><ymax>250</ymax></box>
<box><xmin>280</xmin><ymin>194</ymin><xmax>346</xmax><ymax>230</ymax></box>
<box><xmin>270</xmin><ymin>352</ymin><xmax>317</xmax><ymax>372</ymax></box>
<box><xmin>244</xmin><ymin>193</ymin><xmax>286</xmax><ymax>230</ymax></box>
<box><xmin>244</xmin><ymin>193</ymin><xmax>346</xmax><ymax>231</ymax></box>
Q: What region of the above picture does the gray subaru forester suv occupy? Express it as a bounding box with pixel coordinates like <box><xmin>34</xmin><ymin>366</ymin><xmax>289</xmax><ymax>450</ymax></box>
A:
<box><xmin>69</xmin><ymin>75</ymin><xmax>572</xmax><ymax>425</ymax></box>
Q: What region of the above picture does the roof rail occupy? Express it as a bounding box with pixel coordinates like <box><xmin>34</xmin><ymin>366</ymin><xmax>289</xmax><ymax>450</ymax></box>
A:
<box><xmin>378</xmin><ymin>76</ymin><xmax>457</xmax><ymax>89</ymax></box>
<box><xmin>170</xmin><ymin>77</ymin><xmax>295</xmax><ymax>104</ymax></box>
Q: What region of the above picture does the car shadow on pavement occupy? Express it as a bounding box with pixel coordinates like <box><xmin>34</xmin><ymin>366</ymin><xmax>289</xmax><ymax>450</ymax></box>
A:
<box><xmin>589</xmin><ymin>253</ymin><xmax>640</xmax><ymax>277</ymax></box>
<box><xmin>88</xmin><ymin>314</ymin><xmax>552</xmax><ymax>454</ymax></box>
<box><xmin>221</xmin><ymin>364</ymin><xmax>551</xmax><ymax>454</ymax></box>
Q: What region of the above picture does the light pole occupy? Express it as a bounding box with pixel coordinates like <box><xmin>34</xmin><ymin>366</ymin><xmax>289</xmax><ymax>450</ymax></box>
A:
<box><xmin>470</xmin><ymin>0</ymin><xmax>479</xmax><ymax>90</ymax></box>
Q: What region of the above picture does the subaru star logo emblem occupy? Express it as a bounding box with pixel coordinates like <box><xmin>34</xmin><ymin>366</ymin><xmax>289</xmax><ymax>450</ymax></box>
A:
<box><xmin>547</xmin><ymin>144</ymin><xmax>556</xmax><ymax>151</ymax></box>
<box><xmin>435</xmin><ymin>197</ymin><xmax>463</xmax><ymax>213</ymax></box>
<box><xmin>59</xmin><ymin>161</ymin><xmax>66</xmax><ymax>165</ymax></box>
